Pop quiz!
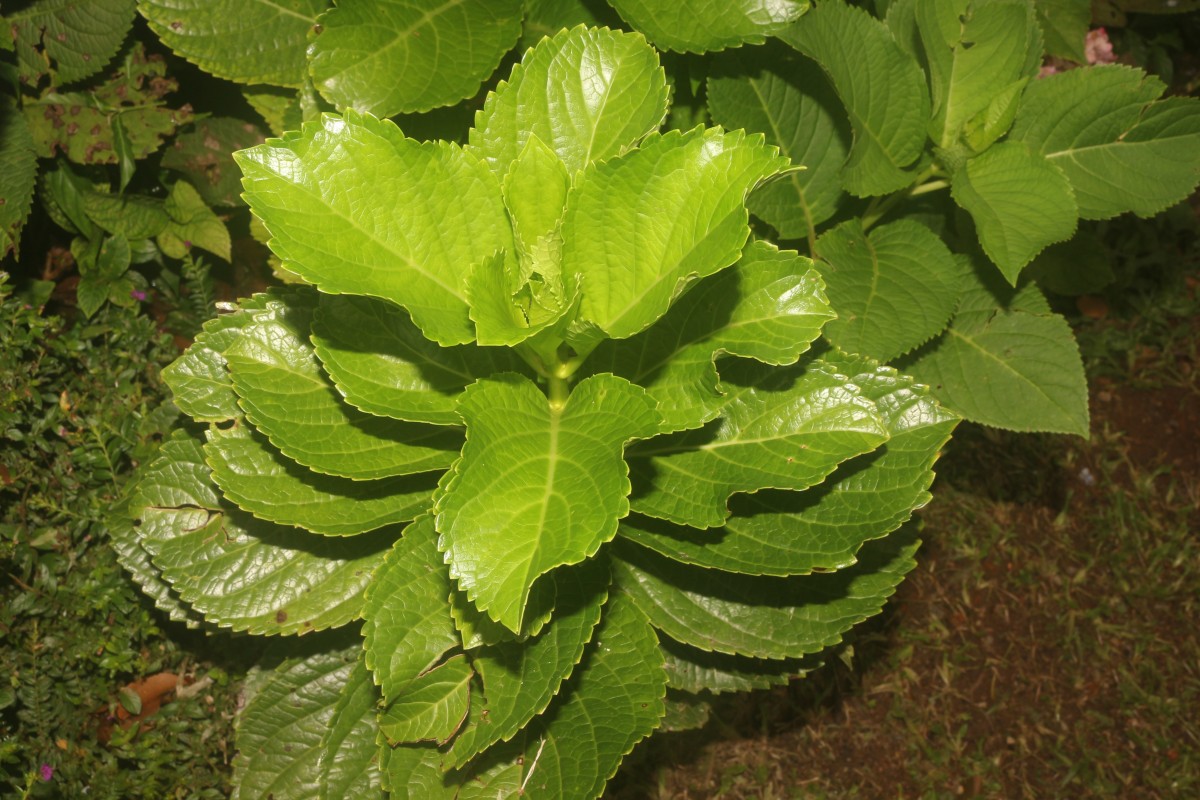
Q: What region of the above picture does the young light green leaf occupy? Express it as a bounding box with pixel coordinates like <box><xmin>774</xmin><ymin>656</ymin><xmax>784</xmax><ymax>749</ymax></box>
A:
<box><xmin>706</xmin><ymin>49</ymin><xmax>851</xmax><ymax>242</ymax></box>
<box><xmin>468</xmin><ymin>26</ymin><xmax>669</xmax><ymax>178</ymax></box>
<box><xmin>162</xmin><ymin>294</ymin><xmax>273</xmax><ymax>423</ymax></box>
<box><xmin>628</xmin><ymin>358</ymin><xmax>888</xmax><ymax>529</ymax></box>
<box><xmin>445</xmin><ymin>558</ymin><xmax>608</xmax><ymax>767</ymax></box>
<box><xmin>11</xmin><ymin>0</ymin><xmax>135</xmax><ymax>84</ymax></box>
<box><xmin>951</xmin><ymin>141</ymin><xmax>1078</xmax><ymax>283</ymax></box>
<box><xmin>916</xmin><ymin>0</ymin><xmax>1040</xmax><ymax>148</ymax></box>
<box><xmin>158</xmin><ymin>180</ymin><xmax>231</xmax><ymax>261</ymax></box>
<box><xmin>132</xmin><ymin>431</ymin><xmax>391</xmax><ymax>634</ymax></box>
<box><xmin>378</xmin><ymin>655</ymin><xmax>473</xmax><ymax>745</ymax></box>
<box><xmin>204</xmin><ymin>423</ymin><xmax>437</xmax><ymax>536</ymax></box>
<box><xmin>308</xmin><ymin>0</ymin><xmax>522</xmax><ymax>116</ymax></box>
<box><xmin>243</xmin><ymin>86</ymin><xmax>305</xmax><ymax>137</ymax></box>
<box><xmin>659</xmin><ymin>635</ymin><xmax>818</xmax><ymax>694</ymax></box>
<box><xmin>622</xmin><ymin>353</ymin><xmax>957</xmax><ymax>575</ymax></box>
<box><xmin>613</xmin><ymin>525</ymin><xmax>919</xmax><ymax>659</ymax></box>
<box><xmin>436</xmin><ymin>373</ymin><xmax>660</xmax><ymax>632</ymax></box>
<box><xmin>813</xmin><ymin>218</ymin><xmax>962</xmax><ymax>362</ymax></box>
<box><xmin>235</xmin><ymin>110</ymin><xmax>514</xmax><ymax>346</ymax></box>
<box><xmin>0</xmin><ymin>99</ymin><xmax>37</xmax><ymax>259</ymax></box>
<box><xmin>779</xmin><ymin>0</ymin><xmax>929</xmax><ymax>196</ymax></box>
<box><xmin>311</xmin><ymin>294</ymin><xmax>528</xmax><ymax>426</ymax></box>
<box><xmin>502</xmin><ymin>134</ymin><xmax>571</xmax><ymax>254</ymax></box>
<box><xmin>585</xmin><ymin>241</ymin><xmax>833</xmax><ymax>432</ymax></box>
<box><xmin>606</xmin><ymin>0</ymin><xmax>806</xmax><ymax>53</ymax></box>
<box><xmin>453</xmin><ymin>595</ymin><xmax>666</xmax><ymax>800</ymax></box>
<box><xmin>466</xmin><ymin>250</ymin><xmax>579</xmax><ymax>348</ymax></box>
<box><xmin>318</xmin><ymin>653</ymin><xmax>384</xmax><ymax>800</ymax></box>
<box><xmin>224</xmin><ymin>297</ymin><xmax>463</xmax><ymax>479</ymax></box>
<box><xmin>1010</xmin><ymin>65</ymin><xmax>1200</xmax><ymax>220</ymax></box>
<box><xmin>1035</xmin><ymin>0</ymin><xmax>1090</xmax><ymax>62</ymax></box>
<box><xmin>138</xmin><ymin>0</ymin><xmax>325</xmax><ymax>86</ymax></box>
<box><xmin>362</xmin><ymin>517</ymin><xmax>461</xmax><ymax>705</ymax></box>
<box><xmin>232</xmin><ymin>635</ymin><xmax>362</xmax><ymax>800</ymax></box>
<box><xmin>563</xmin><ymin>127</ymin><xmax>792</xmax><ymax>340</ymax></box>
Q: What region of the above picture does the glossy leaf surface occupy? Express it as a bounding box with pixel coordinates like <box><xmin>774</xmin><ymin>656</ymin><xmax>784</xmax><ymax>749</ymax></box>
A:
<box><xmin>613</xmin><ymin>526</ymin><xmax>919</xmax><ymax>659</ymax></box>
<box><xmin>138</xmin><ymin>0</ymin><xmax>325</xmax><ymax>86</ymax></box>
<box><xmin>436</xmin><ymin>373</ymin><xmax>659</xmax><ymax>631</ymax></box>
<box><xmin>629</xmin><ymin>358</ymin><xmax>888</xmax><ymax>529</ymax></box>
<box><xmin>607</xmin><ymin>0</ymin><xmax>807</xmax><ymax>53</ymax></box>
<box><xmin>309</xmin><ymin>0</ymin><xmax>522</xmax><ymax>116</ymax></box>
<box><xmin>562</xmin><ymin>127</ymin><xmax>791</xmax><ymax>339</ymax></box>
<box><xmin>236</xmin><ymin>111</ymin><xmax>513</xmax><ymax>346</ymax></box>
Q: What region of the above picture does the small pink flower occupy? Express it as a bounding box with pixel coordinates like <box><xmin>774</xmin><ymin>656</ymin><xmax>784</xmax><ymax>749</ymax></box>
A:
<box><xmin>40</xmin><ymin>763</ymin><xmax>53</xmax><ymax>782</ymax></box>
<box><xmin>130</xmin><ymin>289</ymin><xmax>147</xmax><ymax>302</ymax></box>
<box><xmin>1086</xmin><ymin>28</ymin><xmax>1115</xmax><ymax>65</ymax></box>
<box><xmin>183</xmin><ymin>240</ymin><xmax>192</xmax><ymax>249</ymax></box>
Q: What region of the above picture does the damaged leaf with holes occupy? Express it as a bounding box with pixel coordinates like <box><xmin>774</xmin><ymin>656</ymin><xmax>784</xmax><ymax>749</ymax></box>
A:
<box><xmin>119</xmin><ymin>26</ymin><xmax>957</xmax><ymax>799</ymax></box>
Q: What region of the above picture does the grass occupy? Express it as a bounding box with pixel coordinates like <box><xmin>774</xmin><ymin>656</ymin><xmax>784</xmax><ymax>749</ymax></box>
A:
<box><xmin>610</xmin><ymin>208</ymin><xmax>1200</xmax><ymax>799</ymax></box>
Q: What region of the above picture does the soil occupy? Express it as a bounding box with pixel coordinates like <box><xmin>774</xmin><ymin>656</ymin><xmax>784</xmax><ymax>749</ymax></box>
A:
<box><xmin>608</xmin><ymin>373</ymin><xmax>1200</xmax><ymax>799</ymax></box>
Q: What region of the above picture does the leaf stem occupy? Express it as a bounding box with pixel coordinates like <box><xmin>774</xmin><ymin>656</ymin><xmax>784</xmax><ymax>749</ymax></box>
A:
<box><xmin>859</xmin><ymin>167</ymin><xmax>946</xmax><ymax>233</ymax></box>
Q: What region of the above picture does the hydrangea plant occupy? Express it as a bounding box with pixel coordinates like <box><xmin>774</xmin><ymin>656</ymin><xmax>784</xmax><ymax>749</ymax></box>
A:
<box><xmin>116</xmin><ymin>26</ymin><xmax>957</xmax><ymax>798</ymax></box>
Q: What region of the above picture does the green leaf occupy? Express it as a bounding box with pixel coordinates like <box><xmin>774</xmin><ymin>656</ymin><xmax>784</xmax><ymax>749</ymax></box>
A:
<box><xmin>613</xmin><ymin>525</ymin><xmax>919</xmax><ymax>659</ymax></box>
<box><xmin>900</xmin><ymin>263</ymin><xmax>1089</xmax><ymax>435</ymax></box>
<box><xmin>951</xmin><ymin>141</ymin><xmax>1078</xmax><ymax>283</ymax></box>
<box><xmin>21</xmin><ymin>43</ymin><xmax>195</xmax><ymax>164</ymax></box>
<box><xmin>109</xmin><ymin>494</ymin><xmax>205</xmax><ymax>629</ymax></box>
<box><xmin>318</xmin><ymin>653</ymin><xmax>384</xmax><ymax>800</ymax></box>
<box><xmin>585</xmin><ymin>241</ymin><xmax>834</xmax><ymax>432</ymax></box>
<box><xmin>161</xmin><ymin>117</ymin><xmax>266</xmax><ymax>206</ymax></box>
<box><xmin>158</xmin><ymin>180</ymin><xmax>231</xmax><ymax>261</ymax></box>
<box><xmin>1010</xmin><ymin>65</ymin><xmax>1200</xmax><ymax>220</ymax></box>
<box><xmin>468</xmin><ymin>26</ymin><xmax>669</xmax><ymax>178</ymax></box>
<box><xmin>76</xmin><ymin>233</ymin><xmax>132</xmax><ymax>317</ymax></box>
<box><xmin>235</xmin><ymin>111</ymin><xmax>514</xmax><ymax>346</ymax></box>
<box><xmin>309</xmin><ymin>0</ymin><xmax>522</xmax><ymax>116</ymax></box>
<box><xmin>80</xmin><ymin>190</ymin><xmax>169</xmax><ymax>239</ymax></box>
<box><xmin>10</xmin><ymin>0</ymin><xmax>135</xmax><ymax>84</ymax></box>
<box><xmin>231</xmin><ymin>634</ymin><xmax>362</xmax><ymax>800</ymax></box>
<box><xmin>521</xmin><ymin>0</ymin><xmax>617</xmax><ymax>46</ymax></box>
<box><xmin>628</xmin><ymin>357</ymin><xmax>888</xmax><ymax>529</ymax></box>
<box><xmin>453</xmin><ymin>594</ymin><xmax>666</xmax><ymax>800</ymax></box>
<box><xmin>1035</xmin><ymin>0</ymin><xmax>1090</xmax><ymax>62</ymax></box>
<box><xmin>813</xmin><ymin>218</ymin><xmax>962</xmax><ymax>362</ymax></box>
<box><xmin>362</xmin><ymin>517</ymin><xmax>461</xmax><ymax>704</ymax></box>
<box><xmin>243</xmin><ymin>85</ymin><xmax>304</xmax><ymax>137</ymax></box>
<box><xmin>659</xmin><ymin>635</ymin><xmax>818</xmax><ymax>694</ymax></box>
<box><xmin>0</xmin><ymin>98</ymin><xmax>38</xmax><ymax>259</ymax></box>
<box><xmin>563</xmin><ymin>127</ymin><xmax>791</xmax><ymax>339</ymax></box>
<box><xmin>132</xmin><ymin>430</ymin><xmax>390</xmax><ymax>634</ymax></box>
<box><xmin>138</xmin><ymin>0</ymin><xmax>325</xmax><ymax>86</ymax></box>
<box><xmin>162</xmin><ymin>294</ymin><xmax>273</xmax><ymax>423</ymax></box>
<box><xmin>606</xmin><ymin>0</ymin><xmax>806</xmax><ymax>53</ymax></box>
<box><xmin>1025</xmin><ymin>231</ymin><xmax>1114</xmax><ymax>295</ymax></box>
<box><xmin>435</xmin><ymin>373</ymin><xmax>660</xmax><ymax>632</ymax></box>
<box><xmin>916</xmin><ymin>0</ymin><xmax>1041</xmax><ymax>148</ymax></box>
<box><xmin>780</xmin><ymin>0</ymin><xmax>929</xmax><ymax>197</ymax></box>
<box><xmin>706</xmin><ymin>48</ymin><xmax>851</xmax><ymax>241</ymax></box>
<box><xmin>445</xmin><ymin>558</ymin><xmax>608</xmax><ymax>767</ymax></box>
<box><xmin>466</xmin><ymin>249</ymin><xmax>579</xmax><ymax>348</ymax></box>
<box><xmin>204</xmin><ymin>423</ymin><xmax>437</xmax><ymax>536</ymax></box>
<box><xmin>502</xmin><ymin>134</ymin><xmax>570</xmax><ymax>255</ymax></box>
<box><xmin>659</xmin><ymin>692</ymin><xmax>711</xmax><ymax>733</ymax></box>
<box><xmin>378</xmin><ymin>655</ymin><xmax>473</xmax><ymax>745</ymax></box>
<box><xmin>311</xmin><ymin>294</ymin><xmax>528</xmax><ymax>426</ymax></box>
<box><xmin>622</xmin><ymin>353</ymin><xmax>957</xmax><ymax>575</ymax></box>
<box><xmin>224</xmin><ymin>296</ymin><xmax>463</xmax><ymax>479</ymax></box>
